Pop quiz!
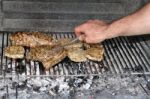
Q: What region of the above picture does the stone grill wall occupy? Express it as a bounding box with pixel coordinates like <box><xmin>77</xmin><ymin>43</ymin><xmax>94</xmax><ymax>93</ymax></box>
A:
<box><xmin>0</xmin><ymin>0</ymin><xmax>149</xmax><ymax>32</ymax></box>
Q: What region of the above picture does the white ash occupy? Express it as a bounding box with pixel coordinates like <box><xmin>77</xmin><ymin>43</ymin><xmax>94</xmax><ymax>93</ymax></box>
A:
<box><xmin>0</xmin><ymin>75</ymin><xmax>150</xmax><ymax>99</ymax></box>
<box><xmin>82</xmin><ymin>76</ymin><xmax>93</xmax><ymax>89</ymax></box>
<box><xmin>0</xmin><ymin>60</ymin><xmax>150</xmax><ymax>98</ymax></box>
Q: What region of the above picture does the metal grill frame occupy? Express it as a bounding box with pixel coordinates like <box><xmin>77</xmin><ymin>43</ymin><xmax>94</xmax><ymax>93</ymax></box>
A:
<box><xmin>0</xmin><ymin>31</ymin><xmax>150</xmax><ymax>78</ymax></box>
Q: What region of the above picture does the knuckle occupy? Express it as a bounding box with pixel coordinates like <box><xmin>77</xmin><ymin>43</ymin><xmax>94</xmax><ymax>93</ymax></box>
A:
<box><xmin>74</xmin><ymin>27</ymin><xmax>79</xmax><ymax>31</ymax></box>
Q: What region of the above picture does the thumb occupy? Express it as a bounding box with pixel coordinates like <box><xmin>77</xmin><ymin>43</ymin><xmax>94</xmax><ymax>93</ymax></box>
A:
<box><xmin>78</xmin><ymin>34</ymin><xmax>86</xmax><ymax>41</ymax></box>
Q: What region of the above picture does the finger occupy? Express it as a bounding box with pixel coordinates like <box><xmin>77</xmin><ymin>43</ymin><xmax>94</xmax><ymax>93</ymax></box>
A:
<box><xmin>84</xmin><ymin>37</ymin><xmax>92</xmax><ymax>43</ymax></box>
<box><xmin>78</xmin><ymin>34</ymin><xmax>86</xmax><ymax>41</ymax></box>
<box><xmin>74</xmin><ymin>24</ymin><xmax>87</xmax><ymax>37</ymax></box>
<box><xmin>74</xmin><ymin>27</ymin><xmax>82</xmax><ymax>36</ymax></box>
<box><xmin>84</xmin><ymin>37</ymin><xmax>100</xmax><ymax>44</ymax></box>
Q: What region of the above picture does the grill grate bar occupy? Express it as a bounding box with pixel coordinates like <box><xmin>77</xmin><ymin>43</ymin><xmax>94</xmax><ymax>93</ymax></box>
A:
<box><xmin>65</xmin><ymin>63</ymin><xmax>71</xmax><ymax>75</ymax></box>
<box><xmin>126</xmin><ymin>37</ymin><xmax>150</xmax><ymax>71</ymax></box>
<box><xmin>10</xmin><ymin>58</ymin><xmax>13</xmax><ymax>75</ymax></box>
<box><xmin>92</xmin><ymin>62</ymin><xmax>99</xmax><ymax>74</ymax></box>
<box><xmin>5</xmin><ymin>33</ymin><xmax>9</xmax><ymax>74</ymax></box>
<box><xmin>57</xmin><ymin>64</ymin><xmax>61</xmax><ymax>75</ymax></box>
<box><xmin>117</xmin><ymin>38</ymin><xmax>140</xmax><ymax>69</ymax></box>
<box><xmin>24</xmin><ymin>50</ymin><xmax>28</xmax><ymax>75</ymax></box>
<box><xmin>93</xmin><ymin>63</ymin><xmax>102</xmax><ymax>74</ymax></box>
<box><xmin>53</xmin><ymin>64</ymin><xmax>57</xmax><ymax>75</ymax></box>
<box><xmin>104</xmin><ymin>41</ymin><xmax>121</xmax><ymax>73</ymax></box>
<box><xmin>134</xmin><ymin>38</ymin><xmax>150</xmax><ymax>66</ymax></box>
<box><xmin>107</xmin><ymin>40</ymin><xmax>124</xmax><ymax>73</ymax></box>
<box><xmin>123</xmin><ymin>37</ymin><xmax>148</xmax><ymax>71</ymax></box>
<box><xmin>114</xmin><ymin>37</ymin><xmax>139</xmax><ymax>72</ymax></box>
<box><xmin>112</xmin><ymin>38</ymin><xmax>131</xmax><ymax>71</ymax></box>
<box><xmin>102</xmin><ymin>52</ymin><xmax>113</xmax><ymax>74</ymax></box>
<box><xmin>88</xmin><ymin>61</ymin><xmax>94</xmax><ymax>74</ymax></box>
<box><xmin>116</xmin><ymin>38</ymin><xmax>138</xmax><ymax>71</ymax></box>
<box><xmin>0</xmin><ymin>33</ymin><xmax>5</xmax><ymax>75</ymax></box>
<box><xmin>29</xmin><ymin>61</ymin><xmax>32</xmax><ymax>75</ymax></box>
<box><xmin>103</xmin><ymin>43</ymin><xmax>117</xmax><ymax>73</ymax></box>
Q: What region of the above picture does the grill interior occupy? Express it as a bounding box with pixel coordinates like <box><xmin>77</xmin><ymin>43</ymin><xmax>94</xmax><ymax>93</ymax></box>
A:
<box><xmin>0</xmin><ymin>32</ymin><xmax>150</xmax><ymax>78</ymax></box>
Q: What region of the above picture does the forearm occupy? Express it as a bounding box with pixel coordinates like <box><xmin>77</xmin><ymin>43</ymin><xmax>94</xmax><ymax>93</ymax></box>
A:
<box><xmin>107</xmin><ymin>3</ymin><xmax>150</xmax><ymax>38</ymax></box>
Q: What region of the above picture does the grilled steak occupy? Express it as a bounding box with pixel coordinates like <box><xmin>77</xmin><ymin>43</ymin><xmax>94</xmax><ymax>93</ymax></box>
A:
<box><xmin>27</xmin><ymin>45</ymin><xmax>61</xmax><ymax>61</ymax></box>
<box><xmin>85</xmin><ymin>43</ymin><xmax>104</xmax><ymax>61</ymax></box>
<box><xmin>86</xmin><ymin>47</ymin><xmax>104</xmax><ymax>61</ymax></box>
<box><xmin>27</xmin><ymin>45</ymin><xmax>67</xmax><ymax>70</ymax></box>
<box><xmin>4</xmin><ymin>45</ymin><xmax>25</xmax><ymax>59</ymax></box>
<box><xmin>56</xmin><ymin>38</ymin><xmax>104</xmax><ymax>62</ymax></box>
<box><xmin>26</xmin><ymin>45</ymin><xmax>52</xmax><ymax>61</ymax></box>
<box><xmin>67</xmin><ymin>48</ymin><xmax>87</xmax><ymax>62</ymax></box>
<box><xmin>10</xmin><ymin>32</ymin><xmax>54</xmax><ymax>47</ymax></box>
<box><xmin>67</xmin><ymin>42</ymin><xmax>104</xmax><ymax>62</ymax></box>
<box><xmin>42</xmin><ymin>49</ymin><xmax>67</xmax><ymax>70</ymax></box>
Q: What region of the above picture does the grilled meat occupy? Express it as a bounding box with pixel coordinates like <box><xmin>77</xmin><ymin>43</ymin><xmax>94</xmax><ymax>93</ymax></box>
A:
<box><xmin>7</xmin><ymin>35</ymin><xmax>104</xmax><ymax>69</ymax></box>
<box><xmin>85</xmin><ymin>43</ymin><xmax>104</xmax><ymax>61</ymax></box>
<box><xmin>56</xmin><ymin>38</ymin><xmax>73</xmax><ymax>45</ymax></box>
<box><xmin>67</xmin><ymin>48</ymin><xmax>87</xmax><ymax>62</ymax></box>
<box><xmin>26</xmin><ymin>45</ymin><xmax>67</xmax><ymax>70</ymax></box>
<box><xmin>56</xmin><ymin>38</ymin><xmax>104</xmax><ymax>62</ymax></box>
<box><xmin>9</xmin><ymin>32</ymin><xmax>54</xmax><ymax>47</ymax></box>
<box><xmin>27</xmin><ymin>45</ymin><xmax>61</xmax><ymax>61</ymax></box>
<box><xmin>67</xmin><ymin>42</ymin><xmax>104</xmax><ymax>62</ymax></box>
<box><xmin>86</xmin><ymin>47</ymin><xmax>104</xmax><ymax>61</ymax></box>
<box><xmin>4</xmin><ymin>45</ymin><xmax>25</xmax><ymax>59</ymax></box>
<box><xmin>42</xmin><ymin>49</ymin><xmax>67</xmax><ymax>70</ymax></box>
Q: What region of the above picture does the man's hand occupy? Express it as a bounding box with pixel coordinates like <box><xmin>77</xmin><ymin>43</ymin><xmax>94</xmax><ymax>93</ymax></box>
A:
<box><xmin>74</xmin><ymin>3</ymin><xmax>150</xmax><ymax>43</ymax></box>
<box><xmin>74</xmin><ymin>20</ymin><xmax>110</xmax><ymax>43</ymax></box>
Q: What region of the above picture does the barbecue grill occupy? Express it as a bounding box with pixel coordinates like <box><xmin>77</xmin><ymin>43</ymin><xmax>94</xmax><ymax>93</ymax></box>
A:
<box><xmin>0</xmin><ymin>0</ymin><xmax>150</xmax><ymax>99</ymax></box>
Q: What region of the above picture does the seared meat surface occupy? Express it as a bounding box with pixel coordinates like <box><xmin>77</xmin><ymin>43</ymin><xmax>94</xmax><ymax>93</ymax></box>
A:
<box><xmin>86</xmin><ymin>48</ymin><xmax>104</xmax><ymax>61</ymax></box>
<box><xmin>67</xmin><ymin>42</ymin><xmax>104</xmax><ymax>62</ymax></box>
<box><xmin>4</xmin><ymin>45</ymin><xmax>25</xmax><ymax>59</ymax></box>
<box><xmin>42</xmin><ymin>49</ymin><xmax>67</xmax><ymax>70</ymax></box>
<box><xmin>67</xmin><ymin>48</ymin><xmax>87</xmax><ymax>62</ymax></box>
<box><xmin>10</xmin><ymin>32</ymin><xmax>54</xmax><ymax>47</ymax></box>
<box><xmin>26</xmin><ymin>45</ymin><xmax>55</xmax><ymax>61</ymax></box>
<box><xmin>27</xmin><ymin>45</ymin><xmax>67</xmax><ymax>70</ymax></box>
<box><xmin>85</xmin><ymin>44</ymin><xmax>104</xmax><ymax>61</ymax></box>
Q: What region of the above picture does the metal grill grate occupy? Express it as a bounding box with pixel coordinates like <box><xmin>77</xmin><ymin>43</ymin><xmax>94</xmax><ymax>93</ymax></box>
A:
<box><xmin>0</xmin><ymin>32</ymin><xmax>150</xmax><ymax>78</ymax></box>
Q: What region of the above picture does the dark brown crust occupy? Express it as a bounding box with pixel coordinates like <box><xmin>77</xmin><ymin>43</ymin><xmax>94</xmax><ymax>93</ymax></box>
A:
<box><xmin>10</xmin><ymin>32</ymin><xmax>54</xmax><ymax>47</ymax></box>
